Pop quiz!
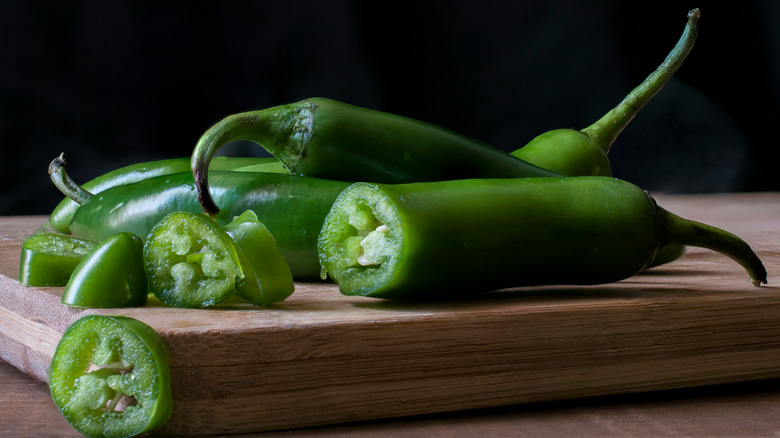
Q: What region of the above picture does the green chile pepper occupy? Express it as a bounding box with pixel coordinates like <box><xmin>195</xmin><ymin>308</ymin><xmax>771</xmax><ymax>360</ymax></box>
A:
<box><xmin>191</xmin><ymin>97</ymin><xmax>561</xmax><ymax>215</ymax></box>
<box><xmin>49</xmin><ymin>314</ymin><xmax>172</xmax><ymax>438</ymax></box>
<box><xmin>49</xmin><ymin>154</ymin><xmax>286</xmax><ymax>233</ymax></box>
<box><xmin>18</xmin><ymin>226</ymin><xmax>98</xmax><ymax>287</ymax></box>
<box><xmin>61</xmin><ymin>232</ymin><xmax>148</xmax><ymax>308</ymax></box>
<box><xmin>509</xmin><ymin>9</ymin><xmax>699</xmax><ymax>269</ymax></box>
<box><xmin>144</xmin><ymin>211</ymin><xmax>245</xmax><ymax>308</ymax></box>
<box><xmin>317</xmin><ymin>177</ymin><xmax>766</xmax><ymax>300</ymax></box>
<box><xmin>510</xmin><ymin>9</ymin><xmax>699</xmax><ymax>176</ymax></box>
<box><xmin>50</xmin><ymin>157</ymin><xmax>350</xmax><ymax>280</ymax></box>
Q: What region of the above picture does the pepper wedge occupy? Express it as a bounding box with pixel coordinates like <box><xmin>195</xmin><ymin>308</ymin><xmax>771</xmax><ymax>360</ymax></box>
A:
<box><xmin>61</xmin><ymin>232</ymin><xmax>148</xmax><ymax>308</ymax></box>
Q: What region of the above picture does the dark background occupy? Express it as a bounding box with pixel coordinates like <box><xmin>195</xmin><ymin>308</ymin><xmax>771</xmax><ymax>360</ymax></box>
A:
<box><xmin>1</xmin><ymin>1</ymin><xmax>778</xmax><ymax>216</ymax></box>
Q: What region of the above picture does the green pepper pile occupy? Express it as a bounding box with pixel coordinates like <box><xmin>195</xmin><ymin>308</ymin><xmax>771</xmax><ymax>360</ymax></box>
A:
<box><xmin>18</xmin><ymin>8</ymin><xmax>770</xmax><ymax>437</ymax></box>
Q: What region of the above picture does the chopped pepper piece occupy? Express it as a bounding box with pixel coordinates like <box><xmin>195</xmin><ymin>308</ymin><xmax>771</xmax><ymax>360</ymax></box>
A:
<box><xmin>49</xmin><ymin>315</ymin><xmax>172</xmax><ymax>438</ymax></box>
<box><xmin>223</xmin><ymin>210</ymin><xmax>295</xmax><ymax>306</ymax></box>
<box><xmin>61</xmin><ymin>232</ymin><xmax>148</xmax><ymax>308</ymax></box>
<box><xmin>18</xmin><ymin>226</ymin><xmax>98</xmax><ymax>287</ymax></box>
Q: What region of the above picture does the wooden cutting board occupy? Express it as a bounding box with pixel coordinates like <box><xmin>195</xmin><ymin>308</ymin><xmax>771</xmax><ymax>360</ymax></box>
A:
<box><xmin>1</xmin><ymin>192</ymin><xmax>778</xmax><ymax>435</ymax></box>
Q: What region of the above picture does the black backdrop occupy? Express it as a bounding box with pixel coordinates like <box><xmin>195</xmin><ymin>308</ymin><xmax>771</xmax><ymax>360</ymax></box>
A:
<box><xmin>1</xmin><ymin>1</ymin><xmax>778</xmax><ymax>216</ymax></box>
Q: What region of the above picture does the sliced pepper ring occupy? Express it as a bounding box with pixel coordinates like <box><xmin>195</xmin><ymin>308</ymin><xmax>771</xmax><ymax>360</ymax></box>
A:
<box><xmin>48</xmin><ymin>315</ymin><xmax>172</xmax><ymax>438</ymax></box>
<box><xmin>144</xmin><ymin>211</ymin><xmax>243</xmax><ymax>308</ymax></box>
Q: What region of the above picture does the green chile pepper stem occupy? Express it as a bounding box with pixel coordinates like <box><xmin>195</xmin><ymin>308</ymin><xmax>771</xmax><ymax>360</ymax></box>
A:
<box><xmin>658</xmin><ymin>206</ymin><xmax>766</xmax><ymax>286</ymax></box>
<box><xmin>317</xmin><ymin>177</ymin><xmax>766</xmax><ymax>300</ymax></box>
<box><xmin>192</xmin><ymin>98</ymin><xmax>561</xmax><ymax>216</ymax></box>
<box><xmin>49</xmin><ymin>154</ymin><xmax>93</xmax><ymax>206</ymax></box>
<box><xmin>581</xmin><ymin>8</ymin><xmax>700</xmax><ymax>153</ymax></box>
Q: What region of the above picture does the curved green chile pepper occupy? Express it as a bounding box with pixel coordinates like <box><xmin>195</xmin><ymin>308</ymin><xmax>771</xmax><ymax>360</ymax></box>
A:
<box><xmin>49</xmin><ymin>154</ymin><xmax>286</xmax><ymax>233</ymax></box>
<box><xmin>59</xmin><ymin>169</ymin><xmax>349</xmax><ymax>280</ymax></box>
<box><xmin>61</xmin><ymin>232</ymin><xmax>148</xmax><ymax>308</ymax></box>
<box><xmin>190</xmin><ymin>97</ymin><xmax>561</xmax><ymax>215</ymax></box>
<box><xmin>144</xmin><ymin>211</ymin><xmax>245</xmax><ymax>308</ymax></box>
<box><xmin>49</xmin><ymin>314</ymin><xmax>172</xmax><ymax>438</ymax></box>
<box><xmin>223</xmin><ymin>210</ymin><xmax>295</xmax><ymax>306</ymax></box>
<box><xmin>509</xmin><ymin>9</ymin><xmax>699</xmax><ymax>269</ymax></box>
<box><xmin>317</xmin><ymin>177</ymin><xmax>766</xmax><ymax>300</ymax></box>
<box><xmin>510</xmin><ymin>9</ymin><xmax>700</xmax><ymax>176</ymax></box>
<box><xmin>18</xmin><ymin>226</ymin><xmax>98</xmax><ymax>287</ymax></box>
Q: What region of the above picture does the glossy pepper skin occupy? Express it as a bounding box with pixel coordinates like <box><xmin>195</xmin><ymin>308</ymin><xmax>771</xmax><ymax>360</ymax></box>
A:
<box><xmin>510</xmin><ymin>9</ymin><xmax>700</xmax><ymax>176</ymax></box>
<box><xmin>65</xmin><ymin>171</ymin><xmax>349</xmax><ymax>280</ymax></box>
<box><xmin>49</xmin><ymin>315</ymin><xmax>172</xmax><ymax>438</ymax></box>
<box><xmin>49</xmin><ymin>154</ymin><xmax>286</xmax><ymax>234</ymax></box>
<box><xmin>318</xmin><ymin>177</ymin><xmax>767</xmax><ymax>300</ymax></box>
<box><xmin>18</xmin><ymin>226</ymin><xmax>97</xmax><ymax>287</ymax></box>
<box><xmin>61</xmin><ymin>232</ymin><xmax>148</xmax><ymax>308</ymax></box>
<box><xmin>191</xmin><ymin>97</ymin><xmax>561</xmax><ymax>215</ymax></box>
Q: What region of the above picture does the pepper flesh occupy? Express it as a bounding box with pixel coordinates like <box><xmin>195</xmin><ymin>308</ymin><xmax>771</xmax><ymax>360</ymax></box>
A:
<box><xmin>144</xmin><ymin>211</ymin><xmax>244</xmax><ymax>308</ymax></box>
<box><xmin>48</xmin><ymin>315</ymin><xmax>172</xmax><ymax>438</ymax></box>
<box><xmin>191</xmin><ymin>97</ymin><xmax>560</xmax><ymax>215</ymax></box>
<box><xmin>318</xmin><ymin>177</ymin><xmax>766</xmax><ymax>300</ymax></box>
<box><xmin>61</xmin><ymin>232</ymin><xmax>148</xmax><ymax>308</ymax></box>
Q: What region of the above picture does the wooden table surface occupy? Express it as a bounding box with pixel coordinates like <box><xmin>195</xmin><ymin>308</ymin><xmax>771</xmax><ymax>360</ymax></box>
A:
<box><xmin>2</xmin><ymin>192</ymin><xmax>780</xmax><ymax>437</ymax></box>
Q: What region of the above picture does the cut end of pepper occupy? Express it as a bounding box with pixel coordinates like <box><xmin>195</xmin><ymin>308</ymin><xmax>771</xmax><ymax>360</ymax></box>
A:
<box><xmin>318</xmin><ymin>183</ymin><xmax>402</xmax><ymax>297</ymax></box>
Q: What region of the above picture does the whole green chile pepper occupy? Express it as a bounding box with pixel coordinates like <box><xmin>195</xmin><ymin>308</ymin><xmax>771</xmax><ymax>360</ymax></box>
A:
<box><xmin>190</xmin><ymin>98</ymin><xmax>560</xmax><ymax>215</ymax></box>
<box><xmin>50</xmin><ymin>157</ymin><xmax>349</xmax><ymax>280</ymax></box>
<box><xmin>48</xmin><ymin>154</ymin><xmax>286</xmax><ymax>233</ymax></box>
<box><xmin>510</xmin><ymin>9</ymin><xmax>699</xmax><ymax>176</ymax></box>
<box><xmin>317</xmin><ymin>176</ymin><xmax>766</xmax><ymax>300</ymax></box>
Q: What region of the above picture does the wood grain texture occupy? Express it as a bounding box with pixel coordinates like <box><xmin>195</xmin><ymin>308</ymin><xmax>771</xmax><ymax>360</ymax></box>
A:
<box><xmin>0</xmin><ymin>193</ymin><xmax>778</xmax><ymax>435</ymax></box>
